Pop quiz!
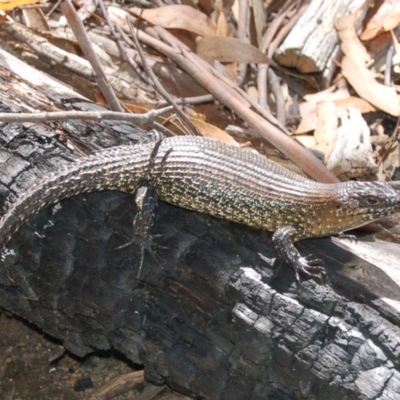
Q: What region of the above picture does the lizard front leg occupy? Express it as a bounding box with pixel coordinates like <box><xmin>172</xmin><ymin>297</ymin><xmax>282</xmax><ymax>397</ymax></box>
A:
<box><xmin>272</xmin><ymin>225</ymin><xmax>326</xmax><ymax>282</ymax></box>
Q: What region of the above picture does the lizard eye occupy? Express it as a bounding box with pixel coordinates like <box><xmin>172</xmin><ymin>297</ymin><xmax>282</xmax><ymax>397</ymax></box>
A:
<box><xmin>365</xmin><ymin>196</ymin><xmax>380</xmax><ymax>206</ymax></box>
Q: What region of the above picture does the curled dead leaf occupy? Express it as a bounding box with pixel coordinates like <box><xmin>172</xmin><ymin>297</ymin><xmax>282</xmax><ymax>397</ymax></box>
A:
<box><xmin>190</xmin><ymin>117</ymin><xmax>239</xmax><ymax>145</ymax></box>
<box><xmin>197</xmin><ymin>36</ymin><xmax>270</xmax><ymax>63</ymax></box>
<box><xmin>296</xmin><ymin>96</ymin><xmax>377</xmax><ymax>134</ymax></box>
<box><xmin>335</xmin><ymin>14</ymin><xmax>400</xmax><ymax>117</ymax></box>
<box><xmin>361</xmin><ymin>0</ymin><xmax>400</xmax><ymax>40</ymax></box>
<box><xmin>130</xmin><ymin>5</ymin><xmax>216</xmax><ymax>37</ymax></box>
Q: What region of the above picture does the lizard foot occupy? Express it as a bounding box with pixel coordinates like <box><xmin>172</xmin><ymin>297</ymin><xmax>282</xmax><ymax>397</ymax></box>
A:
<box><xmin>293</xmin><ymin>254</ymin><xmax>326</xmax><ymax>283</ymax></box>
<box><xmin>337</xmin><ymin>232</ymin><xmax>357</xmax><ymax>242</ymax></box>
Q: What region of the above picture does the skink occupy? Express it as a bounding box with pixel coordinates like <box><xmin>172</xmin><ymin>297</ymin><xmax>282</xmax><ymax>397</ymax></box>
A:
<box><xmin>1</xmin><ymin>136</ymin><xmax>399</xmax><ymax>280</ymax></box>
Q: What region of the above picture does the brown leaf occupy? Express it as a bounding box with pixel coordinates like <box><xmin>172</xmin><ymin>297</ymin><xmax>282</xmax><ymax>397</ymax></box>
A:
<box><xmin>0</xmin><ymin>0</ymin><xmax>41</xmax><ymax>11</ymax></box>
<box><xmin>130</xmin><ymin>5</ymin><xmax>216</xmax><ymax>37</ymax></box>
<box><xmin>313</xmin><ymin>101</ymin><xmax>338</xmax><ymax>160</ymax></box>
<box><xmin>216</xmin><ymin>11</ymin><xmax>231</xmax><ymax>37</ymax></box>
<box><xmin>20</xmin><ymin>7</ymin><xmax>49</xmax><ymax>29</ymax></box>
<box><xmin>361</xmin><ymin>0</ymin><xmax>400</xmax><ymax>41</ymax></box>
<box><xmin>190</xmin><ymin>117</ymin><xmax>239</xmax><ymax>145</ymax></box>
<box><xmin>296</xmin><ymin>96</ymin><xmax>377</xmax><ymax>134</ymax></box>
<box><xmin>197</xmin><ymin>36</ymin><xmax>269</xmax><ymax>63</ymax></box>
<box><xmin>334</xmin><ymin>97</ymin><xmax>377</xmax><ymax>114</ymax></box>
<box><xmin>299</xmin><ymin>84</ymin><xmax>350</xmax><ymax>119</ymax></box>
<box><xmin>335</xmin><ymin>14</ymin><xmax>400</xmax><ymax>117</ymax></box>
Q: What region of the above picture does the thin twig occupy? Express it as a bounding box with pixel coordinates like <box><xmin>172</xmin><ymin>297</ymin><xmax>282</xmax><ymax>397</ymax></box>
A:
<box><xmin>60</xmin><ymin>0</ymin><xmax>123</xmax><ymax>112</ymax></box>
<box><xmin>157</xmin><ymin>94</ymin><xmax>214</xmax><ymax>107</ymax></box>
<box><xmin>130</xmin><ymin>24</ymin><xmax>338</xmax><ymax>183</ymax></box>
<box><xmin>267</xmin><ymin>68</ymin><xmax>286</xmax><ymax>126</ymax></box>
<box><xmin>46</xmin><ymin>0</ymin><xmax>62</xmax><ymax>18</ymax></box>
<box><xmin>236</xmin><ymin>0</ymin><xmax>250</xmax><ymax>87</ymax></box>
<box><xmin>0</xmin><ymin>108</ymin><xmax>173</xmax><ymax>124</ymax></box>
<box><xmin>98</xmin><ymin>0</ymin><xmax>150</xmax><ymax>85</ymax></box>
<box><xmin>150</xmin><ymin>25</ymin><xmax>285</xmax><ymax>130</ymax></box>
<box><xmin>258</xmin><ymin>0</ymin><xmax>296</xmax><ymax>109</ymax></box>
<box><xmin>385</xmin><ymin>43</ymin><xmax>394</xmax><ymax>86</ymax></box>
<box><xmin>225</xmin><ymin>125</ymin><xmax>260</xmax><ymax>138</ymax></box>
<box><xmin>127</xmin><ymin>18</ymin><xmax>201</xmax><ymax>136</ymax></box>
<box><xmin>115</xmin><ymin>24</ymin><xmax>152</xmax><ymax>85</ymax></box>
<box><xmin>152</xmin><ymin>121</ymin><xmax>177</xmax><ymax>137</ymax></box>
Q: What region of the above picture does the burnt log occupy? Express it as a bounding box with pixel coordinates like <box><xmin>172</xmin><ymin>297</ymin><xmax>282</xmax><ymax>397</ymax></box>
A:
<box><xmin>1</xmin><ymin>48</ymin><xmax>400</xmax><ymax>400</ymax></box>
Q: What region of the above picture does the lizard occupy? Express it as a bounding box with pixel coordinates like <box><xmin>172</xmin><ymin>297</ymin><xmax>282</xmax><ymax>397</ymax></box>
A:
<box><xmin>0</xmin><ymin>136</ymin><xmax>399</xmax><ymax>281</ymax></box>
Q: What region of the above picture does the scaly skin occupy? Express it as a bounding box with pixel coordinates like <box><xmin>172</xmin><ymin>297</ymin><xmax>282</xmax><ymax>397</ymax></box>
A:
<box><xmin>1</xmin><ymin>136</ymin><xmax>399</xmax><ymax>279</ymax></box>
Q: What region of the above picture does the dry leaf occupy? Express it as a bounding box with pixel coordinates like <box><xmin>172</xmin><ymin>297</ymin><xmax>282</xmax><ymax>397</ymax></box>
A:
<box><xmin>199</xmin><ymin>0</ymin><xmax>212</xmax><ymax>15</ymax></box>
<box><xmin>334</xmin><ymin>97</ymin><xmax>377</xmax><ymax>114</ymax></box>
<box><xmin>123</xmin><ymin>103</ymin><xmax>150</xmax><ymax>114</ymax></box>
<box><xmin>190</xmin><ymin>117</ymin><xmax>239</xmax><ymax>145</ymax></box>
<box><xmin>295</xmin><ymin>135</ymin><xmax>316</xmax><ymax>150</ymax></box>
<box><xmin>216</xmin><ymin>0</ymin><xmax>234</xmax><ymax>13</ymax></box>
<box><xmin>122</xmin><ymin>104</ymin><xmax>235</xmax><ymax>141</ymax></box>
<box><xmin>335</xmin><ymin>14</ymin><xmax>400</xmax><ymax>117</ymax></box>
<box><xmin>0</xmin><ymin>0</ymin><xmax>41</xmax><ymax>11</ymax></box>
<box><xmin>130</xmin><ymin>5</ymin><xmax>216</xmax><ymax>37</ymax></box>
<box><xmin>361</xmin><ymin>0</ymin><xmax>400</xmax><ymax>41</ymax></box>
<box><xmin>197</xmin><ymin>36</ymin><xmax>269</xmax><ymax>63</ymax></box>
<box><xmin>299</xmin><ymin>84</ymin><xmax>350</xmax><ymax>119</ymax></box>
<box><xmin>21</xmin><ymin>8</ymin><xmax>49</xmax><ymax>30</ymax></box>
<box><xmin>216</xmin><ymin>10</ymin><xmax>231</xmax><ymax>37</ymax></box>
<box><xmin>313</xmin><ymin>101</ymin><xmax>338</xmax><ymax>161</ymax></box>
<box><xmin>296</xmin><ymin>96</ymin><xmax>377</xmax><ymax>134</ymax></box>
<box><xmin>295</xmin><ymin>112</ymin><xmax>318</xmax><ymax>134</ymax></box>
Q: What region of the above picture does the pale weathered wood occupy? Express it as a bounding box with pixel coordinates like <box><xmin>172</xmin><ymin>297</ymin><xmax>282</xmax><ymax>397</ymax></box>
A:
<box><xmin>275</xmin><ymin>0</ymin><xmax>368</xmax><ymax>83</ymax></box>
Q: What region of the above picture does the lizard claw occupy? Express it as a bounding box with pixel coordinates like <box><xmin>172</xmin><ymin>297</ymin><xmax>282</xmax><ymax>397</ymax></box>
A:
<box><xmin>272</xmin><ymin>226</ymin><xmax>328</xmax><ymax>283</ymax></box>
<box><xmin>337</xmin><ymin>232</ymin><xmax>357</xmax><ymax>242</ymax></box>
<box><xmin>258</xmin><ymin>251</ymin><xmax>326</xmax><ymax>283</ymax></box>
<box><xmin>293</xmin><ymin>255</ymin><xmax>326</xmax><ymax>282</ymax></box>
<box><xmin>115</xmin><ymin>183</ymin><xmax>162</xmax><ymax>280</ymax></box>
<box><xmin>116</xmin><ymin>231</ymin><xmax>163</xmax><ymax>279</ymax></box>
<box><xmin>302</xmin><ymin>254</ymin><xmax>325</xmax><ymax>266</ymax></box>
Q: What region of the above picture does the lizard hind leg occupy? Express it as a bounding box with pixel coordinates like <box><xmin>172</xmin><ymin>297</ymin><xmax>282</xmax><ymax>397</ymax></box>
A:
<box><xmin>116</xmin><ymin>182</ymin><xmax>162</xmax><ymax>280</ymax></box>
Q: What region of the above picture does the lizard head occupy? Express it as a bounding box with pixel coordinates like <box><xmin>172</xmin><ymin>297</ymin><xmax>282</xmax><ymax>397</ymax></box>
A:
<box><xmin>334</xmin><ymin>181</ymin><xmax>400</xmax><ymax>230</ymax></box>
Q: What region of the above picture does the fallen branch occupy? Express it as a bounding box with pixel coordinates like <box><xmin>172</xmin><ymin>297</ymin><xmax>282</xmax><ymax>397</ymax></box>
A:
<box><xmin>0</xmin><ymin>108</ymin><xmax>173</xmax><ymax>124</ymax></box>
